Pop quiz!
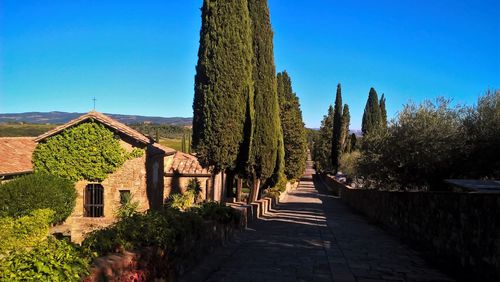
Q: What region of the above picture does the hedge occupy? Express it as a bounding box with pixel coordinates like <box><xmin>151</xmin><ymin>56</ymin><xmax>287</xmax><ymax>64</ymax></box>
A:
<box><xmin>0</xmin><ymin>173</ymin><xmax>76</xmax><ymax>224</ymax></box>
<box><xmin>82</xmin><ymin>203</ymin><xmax>240</xmax><ymax>257</ymax></box>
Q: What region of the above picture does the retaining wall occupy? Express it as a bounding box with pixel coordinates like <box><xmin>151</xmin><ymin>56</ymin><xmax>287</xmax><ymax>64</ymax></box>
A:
<box><xmin>320</xmin><ymin>174</ymin><xmax>500</xmax><ymax>281</ymax></box>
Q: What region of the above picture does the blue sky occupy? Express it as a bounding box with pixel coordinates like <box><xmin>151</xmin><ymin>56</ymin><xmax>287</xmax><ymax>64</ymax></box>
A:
<box><xmin>1</xmin><ymin>0</ymin><xmax>499</xmax><ymax>128</ymax></box>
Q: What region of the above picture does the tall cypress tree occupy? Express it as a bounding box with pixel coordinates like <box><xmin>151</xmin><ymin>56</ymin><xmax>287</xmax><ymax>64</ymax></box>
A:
<box><xmin>277</xmin><ymin>71</ymin><xmax>307</xmax><ymax>180</ymax></box>
<box><xmin>192</xmin><ymin>0</ymin><xmax>254</xmax><ymax>177</ymax></box>
<box><xmin>331</xmin><ymin>84</ymin><xmax>343</xmax><ymax>173</ymax></box>
<box><xmin>361</xmin><ymin>87</ymin><xmax>381</xmax><ymax>134</ymax></box>
<box><xmin>380</xmin><ymin>93</ymin><xmax>387</xmax><ymax>128</ymax></box>
<box><xmin>313</xmin><ymin>105</ymin><xmax>335</xmax><ymax>172</ymax></box>
<box><xmin>247</xmin><ymin>0</ymin><xmax>281</xmax><ymax>201</ymax></box>
<box><xmin>349</xmin><ymin>133</ymin><xmax>357</xmax><ymax>152</ymax></box>
<box><xmin>340</xmin><ymin>104</ymin><xmax>350</xmax><ymax>153</ymax></box>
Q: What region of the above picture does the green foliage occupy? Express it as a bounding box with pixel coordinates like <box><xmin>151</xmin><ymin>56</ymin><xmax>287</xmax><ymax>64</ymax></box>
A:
<box><xmin>115</xmin><ymin>193</ymin><xmax>140</xmax><ymax>219</ymax></box>
<box><xmin>0</xmin><ymin>173</ymin><xmax>76</xmax><ymax>224</ymax></box>
<box><xmin>358</xmin><ymin>98</ymin><xmax>464</xmax><ymax>190</ymax></box>
<box><xmin>277</xmin><ymin>71</ymin><xmax>308</xmax><ymax>180</ymax></box>
<box><xmin>0</xmin><ymin>237</ymin><xmax>89</xmax><ymax>281</ymax></box>
<box><xmin>33</xmin><ymin>121</ymin><xmax>129</xmax><ymax>182</ymax></box>
<box><xmin>82</xmin><ymin>204</ymin><xmax>239</xmax><ymax>257</ymax></box>
<box><xmin>362</xmin><ymin>87</ymin><xmax>382</xmax><ymax>135</ymax></box>
<box><xmin>380</xmin><ymin>93</ymin><xmax>388</xmax><ymax>128</ymax></box>
<box><xmin>248</xmin><ymin>0</ymin><xmax>281</xmax><ymax>183</ymax></box>
<box><xmin>339</xmin><ymin>151</ymin><xmax>361</xmax><ymax>177</ymax></box>
<box><xmin>312</xmin><ymin>106</ymin><xmax>334</xmax><ymax>173</ymax></box>
<box><xmin>187</xmin><ymin>178</ymin><xmax>203</xmax><ymax>203</ymax></box>
<box><xmin>0</xmin><ymin>123</ymin><xmax>57</xmax><ymax>137</ymax></box>
<box><xmin>127</xmin><ymin>148</ymin><xmax>145</xmax><ymax>159</ymax></box>
<box><xmin>340</xmin><ymin>104</ymin><xmax>351</xmax><ymax>153</ymax></box>
<box><xmin>130</xmin><ymin>123</ymin><xmax>190</xmax><ymax>140</ymax></box>
<box><xmin>0</xmin><ymin>209</ymin><xmax>53</xmax><ymax>255</ymax></box>
<box><xmin>168</xmin><ymin>190</ymin><xmax>196</xmax><ymax>211</ymax></box>
<box><xmin>461</xmin><ymin>90</ymin><xmax>500</xmax><ymax>178</ymax></box>
<box><xmin>192</xmin><ymin>202</ymin><xmax>241</xmax><ymax>225</ymax></box>
<box><xmin>331</xmin><ymin>84</ymin><xmax>344</xmax><ymax>173</ymax></box>
<box><xmin>192</xmin><ymin>0</ymin><xmax>254</xmax><ymax>174</ymax></box>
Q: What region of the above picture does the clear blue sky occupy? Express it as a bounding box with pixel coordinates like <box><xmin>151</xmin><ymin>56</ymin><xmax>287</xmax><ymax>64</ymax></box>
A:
<box><xmin>1</xmin><ymin>0</ymin><xmax>499</xmax><ymax>129</ymax></box>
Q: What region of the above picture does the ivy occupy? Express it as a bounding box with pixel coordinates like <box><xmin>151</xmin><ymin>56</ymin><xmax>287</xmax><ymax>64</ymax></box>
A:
<box><xmin>127</xmin><ymin>148</ymin><xmax>145</xmax><ymax>159</ymax></box>
<box><xmin>33</xmin><ymin>121</ymin><xmax>134</xmax><ymax>182</ymax></box>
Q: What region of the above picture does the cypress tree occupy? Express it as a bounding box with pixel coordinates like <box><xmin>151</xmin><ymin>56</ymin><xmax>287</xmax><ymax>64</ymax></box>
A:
<box><xmin>277</xmin><ymin>71</ymin><xmax>308</xmax><ymax>180</ymax></box>
<box><xmin>340</xmin><ymin>104</ymin><xmax>350</xmax><ymax>153</ymax></box>
<box><xmin>313</xmin><ymin>105</ymin><xmax>335</xmax><ymax>172</ymax></box>
<box><xmin>331</xmin><ymin>84</ymin><xmax>343</xmax><ymax>173</ymax></box>
<box><xmin>380</xmin><ymin>93</ymin><xmax>387</xmax><ymax>128</ymax></box>
<box><xmin>192</xmin><ymin>0</ymin><xmax>254</xmax><ymax>177</ymax></box>
<box><xmin>247</xmin><ymin>0</ymin><xmax>281</xmax><ymax>200</ymax></box>
<box><xmin>361</xmin><ymin>87</ymin><xmax>381</xmax><ymax>134</ymax></box>
<box><xmin>349</xmin><ymin>133</ymin><xmax>357</xmax><ymax>152</ymax></box>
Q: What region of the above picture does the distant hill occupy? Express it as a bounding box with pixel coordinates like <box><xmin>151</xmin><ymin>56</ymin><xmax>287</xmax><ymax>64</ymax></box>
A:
<box><xmin>0</xmin><ymin>111</ymin><xmax>192</xmax><ymax>126</ymax></box>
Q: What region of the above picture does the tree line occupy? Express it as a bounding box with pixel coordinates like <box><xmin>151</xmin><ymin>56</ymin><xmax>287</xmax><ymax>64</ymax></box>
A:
<box><xmin>192</xmin><ymin>0</ymin><xmax>307</xmax><ymax>201</ymax></box>
<box><xmin>313</xmin><ymin>85</ymin><xmax>499</xmax><ymax>191</ymax></box>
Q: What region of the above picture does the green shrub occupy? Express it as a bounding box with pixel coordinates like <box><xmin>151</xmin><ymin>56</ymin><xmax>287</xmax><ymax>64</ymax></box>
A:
<box><xmin>83</xmin><ymin>203</ymin><xmax>239</xmax><ymax>257</ymax></box>
<box><xmin>0</xmin><ymin>209</ymin><xmax>53</xmax><ymax>255</ymax></box>
<box><xmin>265</xmin><ymin>188</ymin><xmax>281</xmax><ymax>200</ymax></box>
<box><xmin>192</xmin><ymin>202</ymin><xmax>240</xmax><ymax>225</ymax></box>
<box><xmin>0</xmin><ymin>173</ymin><xmax>76</xmax><ymax>224</ymax></box>
<box><xmin>187</xmin><ymin>178</ymin><xmax>202</xmax><ymax>202</ymax></box>
<box><xmin>82</xmin><ymin>208</ymin><xmax>204</xmax><ymax>257</ymax></box>
<box><xmin>33</xmin><ymin>121</ymin><xmax>128</xmax><ymax>182</ymax></box>
<box><xmin>339</xmin><ymin>151</ymin><xmax>361</xmax><ymax>177</ymax></box>
<box><xmin>0</xmin><ymin>237</ymin><xmax>89</xmax><ymax>281</ymax></box>
<box><xmin>115</xmin><ymin>193</ymin><xmax>139</xmax><ymax>219</ymax></box>
<box><xmin>168</xmin><ymin>190</ymin><xmax>196</xmax><ymax>211</ymax></box>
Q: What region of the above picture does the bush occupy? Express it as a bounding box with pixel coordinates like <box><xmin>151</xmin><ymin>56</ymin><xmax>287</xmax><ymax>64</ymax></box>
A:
<box><xmin>83</xmin><ymin>203</ymin><xmax>240</xmax><ymax>257</ymax></box>
<box><xmin>0</xmin><ymin>209</ymin><xmax>53</xmax><ymax>255</ymax></box>
<box><xmin>82</xmin><ymin>208</ymin><xmax>203</xmax><ymax>257</ymax></box>
<box><xmin>0</xmin><ymin>237</ymin><xmax>89</xmax><ymax>281</ymax></box>
<box><xmin>339</xmin><ymin>151</ymin><xmax>361</xmax><ymax>177</ymax></box>
<box><xmin>168</xmin><ymin>190</ymin><xmax>196</xmax><ymax>211</ymax></box>
<box><xmin>192</xmin><ymin>202</ymin><xmax>241</xmax><ymax>225</ymax></box>
<box><xmin>0</xmin><ymin>173</ymin><xmax>76</xmax><ymax>224</ymax></box>
<box><xmin>115</xmin><ymin>193</ymin><xmax>140</xmax><ymax>219</ymax></box>
<box><xmin>461</xmin><ymin>90</ymin><xmax>500</xmax><ymax>178</ymax></box>
<box><xmin>358</xmin><ymin>98</ymin><xmax>464</xmax><ymax>190</ymax></box>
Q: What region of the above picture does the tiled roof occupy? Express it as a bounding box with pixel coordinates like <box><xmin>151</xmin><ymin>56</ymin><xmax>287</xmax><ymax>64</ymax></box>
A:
<box><xmin>0</xmin><ymin>137</ymin><xmax>37</xmax><ymax>176</ymax></box>
<box><xmin>166</xmin><ymin>151</ymin><xmax>211</xmax><ymax>176</ymax></box>
<box><xmin>35</xmin><ymin>111</ymin><xmax>151</xmax><ymax>144</ymax></box>
<box><xmin>151</xmin><ymin>143</ymin><xmax>176</xmax><ymax>156</ymax></box>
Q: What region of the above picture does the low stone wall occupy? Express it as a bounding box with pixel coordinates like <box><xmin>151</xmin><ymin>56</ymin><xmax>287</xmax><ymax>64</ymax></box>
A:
<box><xmin>320</xmin><ymin>174</ymin><xmax>500</xmax><ymax>282</ymax></box>
<box><xmin>86</xmin><ymin>220</ymin><xmax>237</xmax><ymax>281</ymax></box>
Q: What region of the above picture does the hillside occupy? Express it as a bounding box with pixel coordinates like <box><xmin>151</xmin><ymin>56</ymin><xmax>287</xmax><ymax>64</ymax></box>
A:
<box><xmin>0</xmin><ymin>112</ymin><xmax>192</xmax><ymax>126</ymax></box>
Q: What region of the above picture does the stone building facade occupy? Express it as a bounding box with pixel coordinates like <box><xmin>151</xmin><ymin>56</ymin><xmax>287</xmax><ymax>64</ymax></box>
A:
<box><xmin>0</xmin><ymin>111</ymin><xmax>225</xmax><ymax>243</ymax></box>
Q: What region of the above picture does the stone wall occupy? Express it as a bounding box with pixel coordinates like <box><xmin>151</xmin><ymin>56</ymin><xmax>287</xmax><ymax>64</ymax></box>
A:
<box><xmin>321</xmin><ymin>175</ymin><xmax>500</xmax><ymax>281</ymax></box>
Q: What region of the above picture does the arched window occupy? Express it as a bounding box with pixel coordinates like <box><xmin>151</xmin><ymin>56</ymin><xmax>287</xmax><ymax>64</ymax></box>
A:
<box><xmin>85</xmin><ymin>183</ymin><xmax>104</xmax><ymax>217</ymax></box>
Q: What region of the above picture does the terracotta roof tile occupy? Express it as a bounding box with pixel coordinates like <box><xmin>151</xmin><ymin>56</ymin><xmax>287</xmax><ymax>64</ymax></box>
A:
<box><xmin>165</xmin><ymin>151</ymin><xmax>211</xmax><ymax>176</ymax></box>
<box><xmin>0</xmin><ymin>137</ymin><xmax>36</xmax><ymax>176</ymax></box>
<box><xmin>35</xmin><ymin>111</ymin><xmax>150</xmax><ymax>144</ymax></box>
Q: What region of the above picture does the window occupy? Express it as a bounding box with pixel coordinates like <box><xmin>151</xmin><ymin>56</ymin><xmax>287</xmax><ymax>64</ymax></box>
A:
<box><xmin>84</xmin><ymin>183</ymin><xmax>104</xmax><ymax>217</ymax></box>
<box><xmin>119</xmin><ymin>190</ymin><xmax>131</xmax><ymax>205</ymax></box>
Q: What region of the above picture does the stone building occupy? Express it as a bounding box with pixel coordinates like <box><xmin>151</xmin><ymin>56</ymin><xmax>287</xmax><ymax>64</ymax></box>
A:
<box><xmin>0</xmin><ymin>111</ymin><xmax>222</xmax><ymax>243</ymax></box>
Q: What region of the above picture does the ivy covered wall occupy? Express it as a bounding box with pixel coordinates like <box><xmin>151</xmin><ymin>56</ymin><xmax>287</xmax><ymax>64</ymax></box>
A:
<box><xmin>33</xmin><ymin>121</ymin><xmax>144</xmax><ymax>182</ymax></box>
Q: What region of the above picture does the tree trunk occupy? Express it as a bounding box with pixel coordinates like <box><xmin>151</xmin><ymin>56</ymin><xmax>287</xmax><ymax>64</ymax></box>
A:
<box><xmin>249</xmin><ymin>174</ymin><xmax>260</xmax><ymax>203</ymax></box>
<box><xmin>225</xmin><ymin>171</ymin><xmax>235</xmax><ymax>198</ymax></box>
<box><xmin>236</xmin><ymin>177</ymin><xmax>243</xmax><ymax>202</ymax></box>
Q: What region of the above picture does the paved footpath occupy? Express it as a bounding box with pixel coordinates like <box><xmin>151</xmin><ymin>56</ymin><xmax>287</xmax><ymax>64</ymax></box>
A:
<box><xmin>181</xmin><ymin>163</ymin><xmax>454</xmax><ymax>282</ymax></box>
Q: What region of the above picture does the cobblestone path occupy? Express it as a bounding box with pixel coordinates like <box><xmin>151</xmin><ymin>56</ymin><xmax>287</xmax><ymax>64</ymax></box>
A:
<box><xmin>182</xmin><ymin>162</ymin><xmax>454</xmax><ymax>282</ymax></box>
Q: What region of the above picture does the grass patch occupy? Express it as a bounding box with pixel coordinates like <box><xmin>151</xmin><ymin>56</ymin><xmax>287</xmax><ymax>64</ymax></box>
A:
<box><xmin>159</xmin><ymin>138</ymin><xmax>183</xmax><ymax>151</ymax></box>
<box><xmin>0</xmin><ymin>124</ymin><xmax>57</xmax><ymax>137</ymax></box>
